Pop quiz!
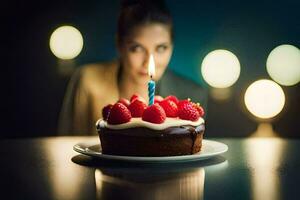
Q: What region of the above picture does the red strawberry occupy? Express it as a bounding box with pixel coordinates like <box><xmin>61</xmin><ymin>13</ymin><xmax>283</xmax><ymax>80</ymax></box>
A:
<box><xmin>107</xmin><ymin>103</ymin><xmax>132</xmax><ymax>124</ymax></box>
<box><xmin>178</xmin><ymin>101</ymin><xmax>200</xmax><ymax>121</ymax></box>
<box><xmin>154</xmin><ymin>95</ymin><xmax>164</xmax><ymax>103</ymax></box>
<box><xmin>130</xmin><ymin>94</ymin><xmax>139</xmax><ymax>102</ymax></box>
<box><xmin>128</xmin><ymin>99</ymin><xmax>147</xmax><ymax>117</ymax></box>
<box><xmin>118</xmin><ymin>98</ymin><xmax>130</xmax><ymax>107</ymax></box>
<box><xmin>130</xmin><ymin>94</ymin><xmax>146</xmax><ymax>103</ymax></box>
<box><xmin>165</xmin><ymin>95</ymin><xmax>179</xmax><ymax>104</ymax></box>
<box><xmin>177</xmin><ymin>99</ymin><xmax>191</xmax><ymax>108</ymax></box>
<box><xmin>102</xmin><ymin>104</ymin><xmax>113</xmax><ymax>121</ymax></box>
<box><xmin>142</xmin><ymin>104</ymin><xmax>166</xmax><ymax>124</ymax></box>
<box><xmin>159</xmin><ymin>99</ymin><xmax>178</xmax><ymax>117</ymax></box>
<box><xmin>193</xmin><ymin>103</ymin><xmax>205</xmax><ymax>117</ymax></box>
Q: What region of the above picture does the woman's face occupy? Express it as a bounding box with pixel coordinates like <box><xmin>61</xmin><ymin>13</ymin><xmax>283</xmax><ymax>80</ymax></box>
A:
<box><xmin>119</xmin><ymin>23</ymin><xmax>173</xmax><ymax>85</ymax></box>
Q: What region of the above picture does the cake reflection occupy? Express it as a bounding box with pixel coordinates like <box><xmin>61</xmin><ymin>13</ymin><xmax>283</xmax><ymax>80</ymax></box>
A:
<box><xmin>95</xmin><ymin>167</ymin><xmax>205</xmax><ymax>200</ymax></box>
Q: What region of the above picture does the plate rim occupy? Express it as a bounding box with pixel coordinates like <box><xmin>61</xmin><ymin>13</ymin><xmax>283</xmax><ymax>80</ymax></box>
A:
<box><xmin>73</xmin><ymin>139</ymin><xmax>228</xmax><ymax>162</ymax></box>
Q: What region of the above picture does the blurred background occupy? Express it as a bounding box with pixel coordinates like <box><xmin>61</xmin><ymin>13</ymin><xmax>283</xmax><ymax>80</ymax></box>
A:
<box><xmin>2</xmin><ymin>0</ymin><xmax>299</xmax><ymax>138</ymax></box>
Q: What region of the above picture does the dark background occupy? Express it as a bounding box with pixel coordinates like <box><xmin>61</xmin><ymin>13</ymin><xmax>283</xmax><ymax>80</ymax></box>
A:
<box><xmin>2</xmin><ymin>0</ymin><xmax>299</xmax><ymax>138</ymax></box>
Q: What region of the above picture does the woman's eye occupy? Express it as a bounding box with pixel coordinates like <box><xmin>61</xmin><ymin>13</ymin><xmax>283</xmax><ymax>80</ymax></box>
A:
<box><xmin>129</xmin><ymin>45</ymin><xmax>144</xmax><ymax>53</ymax></box>
<box><xmin>156</xmin><ymin>45</ymin><xmax>168</xmax><ymax>53</ymax></box>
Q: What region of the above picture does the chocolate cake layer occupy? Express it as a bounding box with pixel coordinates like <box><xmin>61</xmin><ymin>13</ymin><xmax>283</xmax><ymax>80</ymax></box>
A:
<box><xmin>98</xmin><ymin>124</ymin><xmax>205</xmax><ymax>156</ymax></box>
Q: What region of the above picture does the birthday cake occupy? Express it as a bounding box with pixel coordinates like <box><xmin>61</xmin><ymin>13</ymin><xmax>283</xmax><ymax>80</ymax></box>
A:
<box><xmin>96</xmin><ymin>94</ymin><xmax>205</xmax><ymax>156</ymax></box>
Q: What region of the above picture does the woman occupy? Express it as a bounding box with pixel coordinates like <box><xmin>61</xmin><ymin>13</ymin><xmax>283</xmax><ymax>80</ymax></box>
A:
<box><xmin>58</xmin><ymin>0</ymin><xmax>207</xmax><ymax>135</ymax></box>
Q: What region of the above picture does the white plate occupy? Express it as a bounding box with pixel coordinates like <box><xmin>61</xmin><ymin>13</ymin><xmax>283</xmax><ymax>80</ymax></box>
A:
<box><xmin>73</xmin><ymin>139</ymin><xmax>228</xmax><ymax>163</ymax></box>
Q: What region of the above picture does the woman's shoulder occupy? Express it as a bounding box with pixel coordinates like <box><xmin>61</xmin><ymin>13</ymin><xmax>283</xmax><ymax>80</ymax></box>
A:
<box><xmin>80</xmin><ymin>60</ymin><xmax>118</xmax><ymax>79</ymax></box>
<box><xmin>78</xmin><ymin>60</ymin><xmax>119</xmax><ymax>87</ymax></box>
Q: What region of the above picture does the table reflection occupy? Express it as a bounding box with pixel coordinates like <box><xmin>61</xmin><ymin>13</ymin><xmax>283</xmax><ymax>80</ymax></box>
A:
<box><xmin>4</xmin><ymin>137</ymin><xmax>300</xmax><ymax>200</ymax></box>
<box><xmin>93</xmin><ymin>157</ymin><xmax>227</xmax><ymax>200</ymax></box>
<box><xmin>43</xmin><ymin>137</ymin><xmax>96</xmax><ymax>200</ymax></box>
<box><xmin>245</xmin><ymin>138</ymin><xmax>287</xmax><ymax>200</ymax></box>
<box><xmin>95</xmin><ymin>167</ymin><xmax>205</xmax><ymax>200</ymax></box>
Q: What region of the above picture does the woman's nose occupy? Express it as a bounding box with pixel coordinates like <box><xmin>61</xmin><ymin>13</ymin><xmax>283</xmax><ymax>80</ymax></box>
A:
<box><xmin>142</xmin><ymin>52</ymin><xmax>151</xmax><ymax>68</ymax></box>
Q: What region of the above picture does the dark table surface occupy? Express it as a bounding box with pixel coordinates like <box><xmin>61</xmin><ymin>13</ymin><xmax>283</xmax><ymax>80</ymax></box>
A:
<box><xmin>1</xmin><ymin>136</ymin><xmax>300</xmax><ymax>200</ymax></box>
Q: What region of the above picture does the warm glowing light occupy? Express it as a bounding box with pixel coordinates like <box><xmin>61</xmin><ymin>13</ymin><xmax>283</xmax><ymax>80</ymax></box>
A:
<box><xmin>267</xmin><ymin>44</ymin><xmax>300</xmax><ymax>86</ymax></box>
<box><xmin>49</xmin><ymin>25</ymin><xmax>83</xmax><ymax>59</ymax></box>
<box><xmin>148</xmin><ymin>54</ymin><xmax>155</xmax><ymax>77</ymax></box>
<box><xmin>201</xmin><ymin>49</ymin><xmax>240</xmax><ymax>88</ymax></box>
<box><xmin>244</xmin><ymin>79</ymin><xmax>285</xmax><ymax>119</ymax></box>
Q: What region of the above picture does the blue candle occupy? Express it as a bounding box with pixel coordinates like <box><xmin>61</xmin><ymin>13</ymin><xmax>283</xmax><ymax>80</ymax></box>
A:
<box><xmin>148</xmin><ymin>54</ymin><xmax>156</xmax><ymax>105</ymax></box>
<box><xmin>148</xmin><ymin>78</ymin><xmax>155</xmax><ymax>105</ymax></box>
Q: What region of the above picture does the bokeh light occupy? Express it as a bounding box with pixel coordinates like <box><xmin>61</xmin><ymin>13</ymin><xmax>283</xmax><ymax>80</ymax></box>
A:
<box><xmin>244</xmin><ymin>79</ymin><xmax>285</xmax><ymax>119</ymax></box>
<box><xmin>201</xmin><ymin>49</ymin><xmax>240</xmax><ymax>88</ymax></box>
<box><xmin>266</xmin><ymin>44</ymin><xmax>300</xmax><ymax>86</ymax></box>
<box><xmin>49</xmin><ymin>25</ymin><xmax>83</xmax><ymax>60</ymax></box>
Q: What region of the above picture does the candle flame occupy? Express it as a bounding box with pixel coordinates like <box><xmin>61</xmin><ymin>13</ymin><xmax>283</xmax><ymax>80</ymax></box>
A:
<box><xmin>148</xmin><ymin>54</ymin><xmax>155</xmax><ymax>78</ymax></box>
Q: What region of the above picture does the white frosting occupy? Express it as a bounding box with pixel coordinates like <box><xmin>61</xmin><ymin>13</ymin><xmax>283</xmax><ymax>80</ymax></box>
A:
<box><xmin>96</xmin><ymin>117</ymin><xmax>204</xmax><ymax>131</ymax></box>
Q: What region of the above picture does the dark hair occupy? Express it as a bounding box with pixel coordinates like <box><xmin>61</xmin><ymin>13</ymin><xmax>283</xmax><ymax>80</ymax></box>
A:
<box><xmin>117</xmin><ymin>0</ymin><xmax>173</xmax><ymax>47</ymax></box>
